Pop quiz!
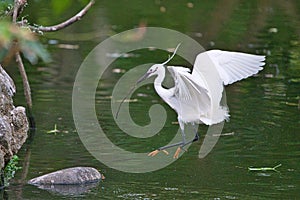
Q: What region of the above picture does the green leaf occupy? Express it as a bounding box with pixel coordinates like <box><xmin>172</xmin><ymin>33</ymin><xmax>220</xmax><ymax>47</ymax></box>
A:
<box><xmin>0</xmin><ymin>21</ymin><xmax>13</xmax><ymax>46</ymax></box>
<box><xmin>18</xmin><ymin>28</ymin><xmax>52</xmax><ymax>64</ymax></box>
<box><xmin>0</xmin><ymin>21</ymin><xmax>52</xmax><ymax>64</ymax></box>
<box><xmin>3</xmin><ymin>155</ymin><xmax>22</xmax><ymax>187</ymax></box>
<box><xmin>0</xmin><ymin>48</ymin><xmax>8</xmax><ymax>61</ymax></box>
<box><xmin>20</xmin><ymin>40</ymin><xmax>52</xmax><ymax>64</ymax></box>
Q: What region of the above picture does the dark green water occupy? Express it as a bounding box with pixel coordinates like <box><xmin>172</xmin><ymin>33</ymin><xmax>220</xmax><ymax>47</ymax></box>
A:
<box><xmin>3</xmin><ymin>1</ymin><xmax>300</xmax><ymax>199</ymax></box>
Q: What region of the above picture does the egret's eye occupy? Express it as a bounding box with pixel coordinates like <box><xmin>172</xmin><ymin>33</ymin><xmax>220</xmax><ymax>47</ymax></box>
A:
<box><xmin>149</xmin><ymin>67</ymin><xmax>158</xmax><ymax>74</ymax></box>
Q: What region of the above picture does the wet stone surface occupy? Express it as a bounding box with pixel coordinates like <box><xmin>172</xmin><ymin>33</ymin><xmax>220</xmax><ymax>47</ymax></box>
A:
<box><xmin>0</xmin><ymin>64</ymin><xmax>28</xmax><ymax>169</ymax></box>
<box><xmin>28</xmin><ymin>167</ymin><xmax>103</xmax><ymax>185</ymax></box>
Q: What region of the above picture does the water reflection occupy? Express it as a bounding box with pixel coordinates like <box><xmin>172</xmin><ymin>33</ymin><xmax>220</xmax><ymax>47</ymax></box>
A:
<box><xmin>33</xmin><ymin>182</ymin><xmax>100</xmax><ymax>196</ymax></box>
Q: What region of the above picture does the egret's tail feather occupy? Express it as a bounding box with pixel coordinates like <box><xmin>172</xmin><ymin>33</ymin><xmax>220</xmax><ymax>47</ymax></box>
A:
<box><xmin>200</xmin><ymin>106</ymin><xmax>229</xmax><ymax>125</ymax></box>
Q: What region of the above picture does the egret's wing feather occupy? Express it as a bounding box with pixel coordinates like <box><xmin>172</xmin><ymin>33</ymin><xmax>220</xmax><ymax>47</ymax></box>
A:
<box><xmin>167</xmin><ymin>66</ymin><xmax>205</xmax><ymax>99</ymax></box>
<box><xmin>168</xmin><ymin>66</ymin><xmax>193</xmax><ymax>100</ymax></box>
<box><xmin>167</xmin><ymin>66</ymin><xmax>211</xmax><ymax>119</ymax></box>
<box><xmin>193</xmin><ymin>50</ymin><xmax>265</xmax><ymax>85</ymax></box>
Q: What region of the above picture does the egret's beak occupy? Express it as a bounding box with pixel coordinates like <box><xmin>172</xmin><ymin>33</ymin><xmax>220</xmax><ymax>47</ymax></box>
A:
<box><xmin>137</xmin><ymin>72</ymin><xmax>151</xmax><ymax>84</ymax></box>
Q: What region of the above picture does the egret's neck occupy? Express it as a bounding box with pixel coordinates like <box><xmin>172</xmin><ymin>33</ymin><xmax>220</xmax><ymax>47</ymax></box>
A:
<box><xmin>153</xmin><ymin>68</ymin><xmax>167</xmax><ymax>100</ymax></box>
<box><xmin>154</xmin><ymin>68</ymin><xmax>165</xmax><ymax>87</ymax></box>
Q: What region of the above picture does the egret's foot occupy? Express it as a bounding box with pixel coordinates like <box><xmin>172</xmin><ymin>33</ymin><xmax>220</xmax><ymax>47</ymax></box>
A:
<box><xmin>173</xmin><ymin>146</ymin><xmax>188</xmax><ymax>158</ymax></box>
<box><xmin>148</xmin><ymin>150</ymin><xmax>159</xmax><ymax>157</ymax></box>
<box><xmin>173</xmin><ymin>147</ymin><xmax>181</xmax><ymax>159</ymax></box>
<box><xmin>148</xmin><ymin>149</ymin><xmax>169</xmax><ymax>157</ymax></box>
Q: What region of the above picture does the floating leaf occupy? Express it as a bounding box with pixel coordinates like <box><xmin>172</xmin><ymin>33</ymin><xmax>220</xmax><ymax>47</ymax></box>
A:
<box><xmin>46</xmin><ymin>124</ymin><xmax>60</xmax><ymax>135</ymax></box>
<box><xmin>248</xmin><ymin>164</ymin><xmax>282</xmax><ymax>172</ymax></box>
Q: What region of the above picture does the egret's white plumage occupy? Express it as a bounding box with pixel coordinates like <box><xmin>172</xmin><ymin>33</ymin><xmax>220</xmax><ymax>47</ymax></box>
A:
<box><xmin>137</xmin><ymin>48</ymin><xmax>265</xmax><ymax>158</ymax></box>
<box><xmin>195</xmin><ymin>50</ymin><xmax>265</xmax><ymax>85</ymax></box>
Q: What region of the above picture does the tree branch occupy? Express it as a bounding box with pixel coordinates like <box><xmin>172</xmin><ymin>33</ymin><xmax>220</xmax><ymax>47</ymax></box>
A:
<box><xmin>30</xmin><ymin>0</ymin><xmax>95</xmax><ymax>32</ymax></box>
<box><xmin>12</xmin><ymin>0</ymin><xmax>26</xmax><ymax>23</ymax></box>
<box><xmin>10</xmin><ymin>0</ymin><xmax>95</xmax><ymax>110</ymax></box>
<box><xmin>15</xmin><ymin>52</ymin><xmax>32</xmax><ymax>109</ymax></box>
<box><xmin>12</xmin><ymin>0</ymin><xmax>32</xmax><ymax>109</ymax></box>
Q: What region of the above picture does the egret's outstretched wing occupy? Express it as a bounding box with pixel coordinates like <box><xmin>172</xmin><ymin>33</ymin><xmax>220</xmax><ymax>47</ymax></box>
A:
<box><xmin>193</xmin><ymin>50</ymin><xmax>265</xmax><ymax>85</ymax></box>
<box><xmin>167</xmin><ymin>66</ymin><xmax>213</xmax><ymax>123</ymax></box>
<box><xmin>167</xmin><ymin>66</ymin><xmax>208</xmax><ymax>101</ymax></box>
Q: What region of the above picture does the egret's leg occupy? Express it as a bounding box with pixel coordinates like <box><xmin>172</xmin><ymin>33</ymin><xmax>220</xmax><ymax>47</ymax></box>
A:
<box><xmin>180</xmin><ymin>124</ymin><xmax>200</xmax><ymax>149</ymax></box>
<box><xmin>193</xmin><ymin>132</ymin><xmax>199</xmax><ymax>142</ymax></box>
<box><xmin>173</xmin><ymin>122</ymin><xmax>187</xmax><ymax>158</ymax></box>
<box><xmin>158</xmin><ymin>130</ymin><xmax>198</xmax><ymax>153</ymax></box>
<box><xmin>192</xmin><ymin>124</ymin><xmax>200</xmax><ymax>142</ymax></box>
<box><xmin>174</xmin><ymin>123</ymin><xmax>200</xmax><ymax>155</ymax></box>
<box><xmin>148</xmin><ymin>122</ymin><xmax>199</xmax><ymax>158</ymax></box>
<box><xmin>181</xmin><ymin>126</ymin><xmax>186</xmax><ymax>144</ymax></box>
<box><xmin>179</xmin><ymin>132</ymin><xmax>199</xmax><ymax>148</ymax></box>
<box><xmin>158</xmin><ymin>142</ymin><xmax>185</xmax><ymax>150</ymax></box>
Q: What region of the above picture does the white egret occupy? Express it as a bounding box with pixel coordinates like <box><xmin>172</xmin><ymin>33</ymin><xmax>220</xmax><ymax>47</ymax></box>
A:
<box><xmin>126</xmin><ymin>44</ymin><xmax>265</xmax><ymax>158</ymax></box>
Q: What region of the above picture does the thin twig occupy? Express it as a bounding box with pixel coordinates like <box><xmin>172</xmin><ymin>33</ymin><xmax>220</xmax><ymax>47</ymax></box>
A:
<box><xmin>12</xmin><ymin>0</ymin><xmax>27</xmax><ymax>21</ymax></box>
<box><xmin>12</xmin><ymin>3</ymin><xmax>19</xmax><ymax>22</ymax></box>
<box><xmin>12</xmin><ymin>0</ymin><xmax>22</xmax><ymax>22</ymax></box>
<box><xmin>15</xmin><ymin>52</ymin><xmax>32</xmax><ymax>109</ymax></box>
<box><xmin>30</xmin><ymin>0</ymin><xmax>95</xmax><ymax>32</ymax></box>
<box><xmin>12</xmin><ymin>0</ymin><xmax>32</xmax><ymax>109</ymax></box>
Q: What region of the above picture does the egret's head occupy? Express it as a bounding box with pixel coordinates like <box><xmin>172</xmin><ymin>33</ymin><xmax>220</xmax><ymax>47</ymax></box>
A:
<box><xmin>137</xmin><ymin>64</ymin><xmax>164</xmax><ymax>84</ymax></box>
<box><xmin>136</xmin><ymin>43</ymin><xmax>181</xmax><ymax>84</ymax></box>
